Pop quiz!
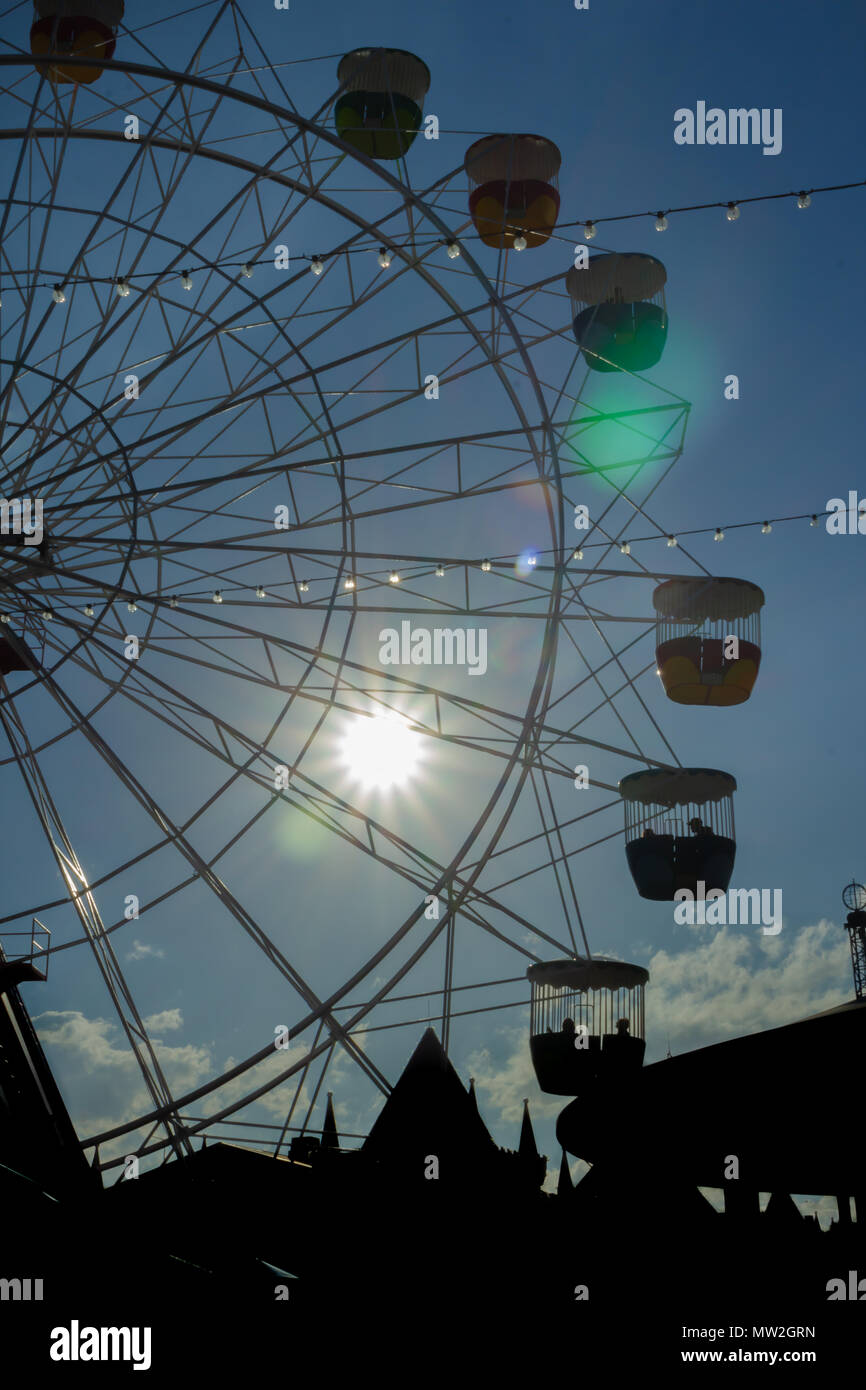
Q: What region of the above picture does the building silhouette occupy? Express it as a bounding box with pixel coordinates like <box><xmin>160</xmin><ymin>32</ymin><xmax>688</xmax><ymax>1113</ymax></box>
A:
<box><xmin>0</xmin><ymin>952</ymin><xmax>864</xmax><ymax>1362</ymax></box>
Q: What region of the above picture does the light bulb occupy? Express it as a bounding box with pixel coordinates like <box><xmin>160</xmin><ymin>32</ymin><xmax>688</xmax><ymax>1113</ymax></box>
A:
<box><xmin>726</xmin><ymin>202</ymin><xmax>740</xmax><ymax>222</ymax></box>
<box><xmin>480</xmin><ymin>559</ymin><xmax>492</xmax><ymax>572</ymax></box>
<box><xmin>446</xmin><ymin>242</ymin><xmax>460</xmax><ymax>260</ymax></box>
<box><xmin>213</xmin><ymin>590</ymin><xmax>223</xmax><ymax>603</ymax></box>
<box><xmin>84</xmin><ymin>604</ymin><xmax>94</xmax><ymax>617</ymax></box>
<box><xmin>299</xmin><ymin>580</ymin><xmax>309</xmax><ymax>593</ymax></box>
<box><xmin>655</xmin><ymin>212</ymin><xmax>668</xmax><ymax>232</ymax></box>
<box><xmin>169</xmin><ymin>596</ymin><xmax>178</xmax><ymax>608</ymax></box>
<box><xmin>796</xmin><ymin>192</ymin><xmax>811</xmax><ymax>210</ymax></box>
<box><xmin>115</xmin><ymin>278</ymin><xmax>130</xmax><ymax>298</ymax></box>
<box><xmin>809</xmin><ymin>515</ymin><xmax>819</xmax><ymax>527</ymax></box>
<box><xmin>181</xmin><ymin>271</ymin><xmax>193</xmax><ymax>290</ymax></box>
<box><xmin>584</xmin><ymin>221</ymin><xmax>597</xmax><ymax>241</ymax></box>
<box><xmin>435</xmin><ymin>564</ymin><xmax>445</xmax><ymax>578</ymax></box>
<box><xmin>41</xmin><ymin>609</ymin><xmax>53</xmax><ymax>620</ymax></box>
<box><xmin>761</xmin><ymin>521</ymin><xmax>772</xmax><ymax>534</ymax></box>
<box><xmin>714</xmin><ymin>528</ymin><xmax>724</xmax><ymax>541</ymax></box>
<box><xmin>666</xmin><ymin>535</ymin><xmax>677</xmax><ymax>547</ymax></box>
<box><xmin>620</xmin><ymin>542</ymin><xmax>630</xmax><ymax>555</ymax></box>
<box><xmin>388</xmin><ymin>571</ymin><xmax>401</xmax><ymax>584</ymax></box>
<box><xmin>526</xmin><ymin>554</ymin><xmax>537</xmax><ymax>567</ymax></box>
<box><xmin>0</xmin><ymin>614</ymin><xmax>8</xmax><ymax>625</ymax></box>
<box><xmin>256</xmin><ymin>584</ymin><xmax>266</xmax><ymax>598</ymax></box>
<box><xmin>52</xmin><ymin>284</ymin><xmax>66</xmax><ymax>304</ymax></box>
<box><xmin>573</xmin><ymin>548</ymin><xmax>583</xmax><ymax>561</ymax></box>
<box><xmin>310</xmin><ymin>256</ymin><xmax>324</xmax><ymax>275</ymax></box>
<box><xmin>344</xmin><ymin>576</ymin><xmax>355</xmax><ymax>590</ymax></box>
<box><xmin>127</xmin><ymin>598</ymin><xmax>137</xmax><ymax>612</ymax></box>
<box><xmin>377</xmin><ymin>247</ymin><xmax>392</xmax><ymax>269</ymax></box>
<box><xmin>240</xmin><ymin>263</ymin><xmax>253</xmax><ymax>278</ymax></box>
<box><xmin>512</xmin><ymin>234</ymin><xmax>528</xmax><ymax>252</ymax></box>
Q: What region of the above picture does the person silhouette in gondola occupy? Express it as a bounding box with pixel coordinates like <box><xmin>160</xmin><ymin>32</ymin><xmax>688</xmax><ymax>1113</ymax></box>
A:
<box><xmin>689</xmin><ymin>816</ymin><xmax>711</xmax><ymax>836</ymax></box>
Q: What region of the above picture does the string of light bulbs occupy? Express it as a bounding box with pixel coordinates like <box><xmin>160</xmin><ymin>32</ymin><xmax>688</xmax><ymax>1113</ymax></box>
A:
<box><xmin>0</xmin><ymin>502</ymin><xmax>843</xmax><ymax>627</ymax></box>
<box><xmin>571</xmin><ymin>505</ymin><xmax>843</xmax><ymax>560</ymax></box>
<box><xmin>1</xmin><ymin>176</ymin><xmax>861</xmax><ymax>302</ymax></box>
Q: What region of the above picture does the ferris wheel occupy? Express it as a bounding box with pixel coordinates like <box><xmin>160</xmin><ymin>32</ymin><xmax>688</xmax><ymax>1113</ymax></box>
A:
<box><xmin>0</xmin><ymin>7</ymin><xmax>749</xmax><ymax>1173</ymax></box>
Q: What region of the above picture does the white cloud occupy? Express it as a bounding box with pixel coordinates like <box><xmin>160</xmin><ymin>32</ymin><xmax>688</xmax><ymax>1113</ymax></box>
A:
<box><xmin>34</xmin><ymin>1010</ymin><xmax>212</xmax><ymax>1150</ymax></box>
<box><xmin>199</xmin><ymin>1042</ymin><xmax>314</xmax><ymax>1121</ymax></box>
<box><xmin>143</xmin><ymin>1008</ymin><xmax>183</xmax><ymax>1034</ymax></box>
<box><xmin>34</xmin><ymin>1006</ymin><xmax>369</xmax><ymax>1160</ymax></box>
<box><xmin>36</xmin><ymin>1010</ymin><xmax>138</xmax><ymax>1072</ymax></box>
<box><xmin>125</xmin><ymin>940</ymin><xmax>164</xmax><ymax>961</ymax></box>
<box><xmin>465</xmin><ymin>1023</ymin><xmax>563</xmax><ymax>1130</ymax></box>
<box><xmin>647</xmin><ymin>919</ymin><xmax>850</xmax><ymax>1056</ymax></box>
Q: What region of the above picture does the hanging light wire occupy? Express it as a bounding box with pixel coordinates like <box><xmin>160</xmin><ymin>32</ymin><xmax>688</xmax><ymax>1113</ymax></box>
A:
<box><xmin>0</xmin><ymin>179</ymin><xmax>860</xmax><ymax>295</ymax></box>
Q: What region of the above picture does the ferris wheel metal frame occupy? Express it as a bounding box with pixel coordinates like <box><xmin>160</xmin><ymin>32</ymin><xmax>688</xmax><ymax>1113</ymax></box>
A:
<box><xmin>0</xmin><ymin>20</ymin><xmax>701</xmax><ymax>1175</ymax></box>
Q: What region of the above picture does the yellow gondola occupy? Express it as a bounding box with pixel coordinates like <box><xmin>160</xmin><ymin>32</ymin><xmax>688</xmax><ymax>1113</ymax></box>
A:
<box><xmin>30</xmin><ymin>0</ymin><xmax>124</xmax><ymax>85</ymax></box>
<box><xmin>464</xmin><ymin>134</ymin><xmax>561</xmax><ymax>249</ymax></box>
<box><xmin>653</xmin><ymin>577</ymin><xmax>764</xmax><ymax>706</ymax></box>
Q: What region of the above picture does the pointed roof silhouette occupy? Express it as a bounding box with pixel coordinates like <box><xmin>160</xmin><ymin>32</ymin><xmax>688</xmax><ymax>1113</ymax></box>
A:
<box><xmin>362</xmin><ymin>1028</ymin><xmax>497</xmax><ymax>1167</ymax></box>
<box><xmin>518</xmin><ymin>1098</ymin><xmax>539</xmax><ymax>1161</ymax></box>
<box><xmin>321</xmin><ymin>1092</ymin><xmax>340</xmax><ymax>1151</ymax></box>
<box><xmin>764</xmin><ymin>1190</ymin><xmax>803</xmax><ymax>1226</ymax></box>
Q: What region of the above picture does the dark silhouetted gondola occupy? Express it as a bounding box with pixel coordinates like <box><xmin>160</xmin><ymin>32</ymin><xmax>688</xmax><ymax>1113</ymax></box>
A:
<box><xmin>527</xmin><ymin>957</ymin><xmax>647</xmax><ymax>1094</ymax></box>
<box><xmin>619</xmin><ymin>767</ymin><xmax>736</xmax><ymax>900</ymax></box>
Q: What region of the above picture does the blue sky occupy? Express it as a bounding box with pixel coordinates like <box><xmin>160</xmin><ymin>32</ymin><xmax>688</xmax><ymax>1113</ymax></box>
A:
<box><xmin>0</xmin><ymin>0</ymin><xmax>864</xmax><ymax>1202</ymax></box>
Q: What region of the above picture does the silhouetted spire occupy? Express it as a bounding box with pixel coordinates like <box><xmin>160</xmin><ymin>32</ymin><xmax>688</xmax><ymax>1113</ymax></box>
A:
<box><xmin>518</xmin><ymin>1098</ymin><xmax>538</xmax><ymax>1160</ymax></box>
<box><xmin>362</xmin><ymin>1029</ymin><xmax>497</xmax><ymax>1169</ymax></box>
<box><xmin>322</xmin><ymin>1092</ymin><xmax>340</xmax><ymax>1151</ymax></box>
<box><xmin>467</xmin><ymin>1077</ymin><xmax>479</xmax><ymax>1115</ymax></box>
<box><xmin>557</xmin><ymin>1149</ymin><xmax>573</xmax><ymax>1196</ymax></box>
<box><xmin>765</xmin><ymin>1190</ymin><xmax>803</xmax><ymax>1227</ymax></box>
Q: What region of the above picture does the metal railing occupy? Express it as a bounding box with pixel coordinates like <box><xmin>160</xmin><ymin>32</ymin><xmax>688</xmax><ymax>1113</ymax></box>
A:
<box><xmin>0</xmin><ymin>917</ymin><xmax>51</xmax><ymax>979</ymax></box>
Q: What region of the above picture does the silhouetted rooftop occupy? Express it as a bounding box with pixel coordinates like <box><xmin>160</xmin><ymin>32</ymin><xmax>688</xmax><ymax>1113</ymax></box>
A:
<box><xmin>362</xmin><ymin>1027</ymin><xmax>497</xmax><ymax>1168</ymax></box>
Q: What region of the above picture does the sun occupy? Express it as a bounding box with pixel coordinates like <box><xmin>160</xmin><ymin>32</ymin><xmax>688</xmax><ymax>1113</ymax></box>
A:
<box><xmin>339</xmin><ymin>712</ymin><xmax>423</xmax><ymax>791</ymax></box>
